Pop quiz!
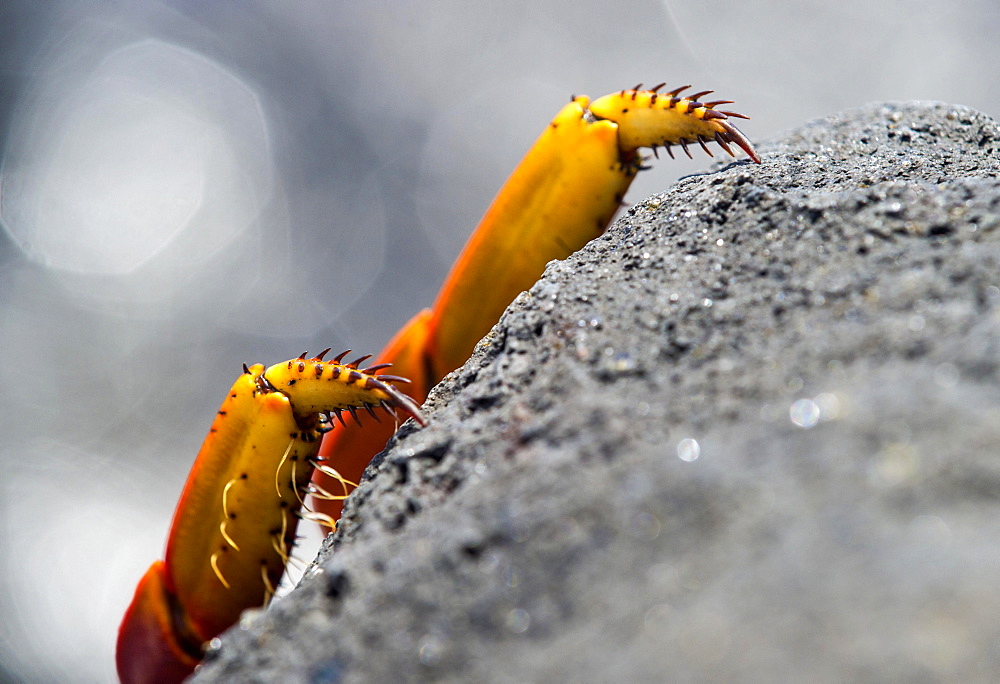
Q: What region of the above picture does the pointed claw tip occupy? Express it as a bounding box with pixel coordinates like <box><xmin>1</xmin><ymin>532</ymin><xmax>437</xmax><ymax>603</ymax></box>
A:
<box><xmin>346</xmin><ymin>353</ymin><xmax>373</xmax><ymax>369</ymax></box>
<box><xmin>714</xmin><ymin>130</ymin><xmax>735</xmax><ymax>157</ymax></box>
<box><xmin>719</xmin><ymin>110</ymin><xmax>751</xmax><ymax>120</ymax></box>
<box><xmin>719</xmin><ymin>120</ymin><xmax>761</xmax><ymax>164</ymax></box>
<box><xmin>696</xmin><ymin>134</ymin><xmax>714</xmax><ymax>157</ymax></box>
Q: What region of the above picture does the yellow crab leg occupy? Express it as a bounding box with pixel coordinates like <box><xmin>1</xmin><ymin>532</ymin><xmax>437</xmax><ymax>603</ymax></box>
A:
<box><xmin>311</xmin><ymin>83</ymin><xmax>759</xmax><ymax>522</ymax></box>
<box><xmin>426</xmin><ymin>94</ymin><xmax>635</xmax><ymax>377</ymax></box>
<box><xmin>116</xmin><ymin>352</ymin><xmax>425</xmax><ymax>684</ymax></box>
<box><xmin>430</xmin><ymin>85</ymin><xmax>758</xmax><ymax>374</ymax></box>
<box><xmin>588</xmin><ymin>83</ymin><xmax>760</xmax><ymax>162</ymax></box>
<box><xmin>117</xmin><ymin>83</ymin><xmax>759</xmax><ymax>684</ymax></box>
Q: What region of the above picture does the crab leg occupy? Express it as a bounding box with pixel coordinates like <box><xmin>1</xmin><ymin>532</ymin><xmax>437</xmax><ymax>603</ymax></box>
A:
<box><xmin>116</xmin><ymin>354</ymin><xmax>425</xmax><ymax>684</ymax></box>
<box><xmin>117</xmin><ymin>84</ymin><xmax>758</xmax><ymax>684</ymax></box>
<box><xmin>311</xmin><ymin>84</ymin><xmax>759</xmax><ymax>523</ymax></box>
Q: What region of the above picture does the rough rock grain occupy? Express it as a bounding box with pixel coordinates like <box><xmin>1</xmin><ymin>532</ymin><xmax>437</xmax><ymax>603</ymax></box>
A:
<box><xmin>194</xmin><ymin>102</ymin><xmax>1000</xmax><ymax>683</ymax></box>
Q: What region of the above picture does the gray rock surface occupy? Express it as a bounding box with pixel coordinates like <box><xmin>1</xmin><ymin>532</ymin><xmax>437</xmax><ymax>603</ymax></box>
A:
<box><xmin>193</xmin><ymin>102</ymin><xmax>1000</xmax><ymax>683</ymax></box>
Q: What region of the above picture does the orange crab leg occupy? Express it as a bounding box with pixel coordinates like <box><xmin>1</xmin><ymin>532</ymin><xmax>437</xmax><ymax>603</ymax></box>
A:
<box><xmin>312</xmin><ymin>84</ymin><xmax>759</xmax><ymax>522</ymax></box>
<box><xmin>117</xmin><ymin>84</ymin><xmax>758</xmax><ymax>684</ymax></box>
<box><xmin>116</xmin><ymin>353</ymin><xmax>425</xmax><ymax>684</ymax></box>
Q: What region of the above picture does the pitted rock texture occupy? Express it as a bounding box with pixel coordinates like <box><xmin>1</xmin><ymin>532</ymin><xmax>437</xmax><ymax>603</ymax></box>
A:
<box><xmin>193</xmin><ymin>102</ymin><xmax>1000</xmax><ymax>683</ymax></box>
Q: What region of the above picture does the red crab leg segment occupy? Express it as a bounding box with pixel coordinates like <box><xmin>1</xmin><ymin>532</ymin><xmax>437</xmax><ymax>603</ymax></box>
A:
<box><xmin>312</xmin><ymin>85</ymin><xmax>759</xmax><ymax>522</ymax></box>
<box><xmin>116</xmin><ymin>355</ymin><xmax>424</xmax><ymax>684</ymax></box>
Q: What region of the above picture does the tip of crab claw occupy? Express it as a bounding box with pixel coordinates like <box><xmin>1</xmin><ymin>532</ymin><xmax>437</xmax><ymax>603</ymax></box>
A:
<box><xmin>368</xmin><ymin>375</ymin><xmax>427</xmax><ymax>427</ymax></box>
<box><xmin>719</xmin><ymin>120</ymin><xmax>761</xmax><ymax>164</ymax></box>
<box><xmin>396</xmin><ymin>396</ymin><xmax>428</xmax><ymax>427</ymax></box>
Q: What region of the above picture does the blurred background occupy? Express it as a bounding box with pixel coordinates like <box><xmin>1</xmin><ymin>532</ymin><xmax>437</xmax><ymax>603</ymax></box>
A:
<box><xmin>0</xmin><ymin>1</ymin><xmax>996</xmax><ymax>681</ymax></box>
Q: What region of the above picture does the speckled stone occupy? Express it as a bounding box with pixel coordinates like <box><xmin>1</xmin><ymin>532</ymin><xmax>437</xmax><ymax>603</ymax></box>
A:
<box><xmin>193</xmin><ymin>102</ymin><xmax>1000</xmax><ymax>683</ymax></box>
